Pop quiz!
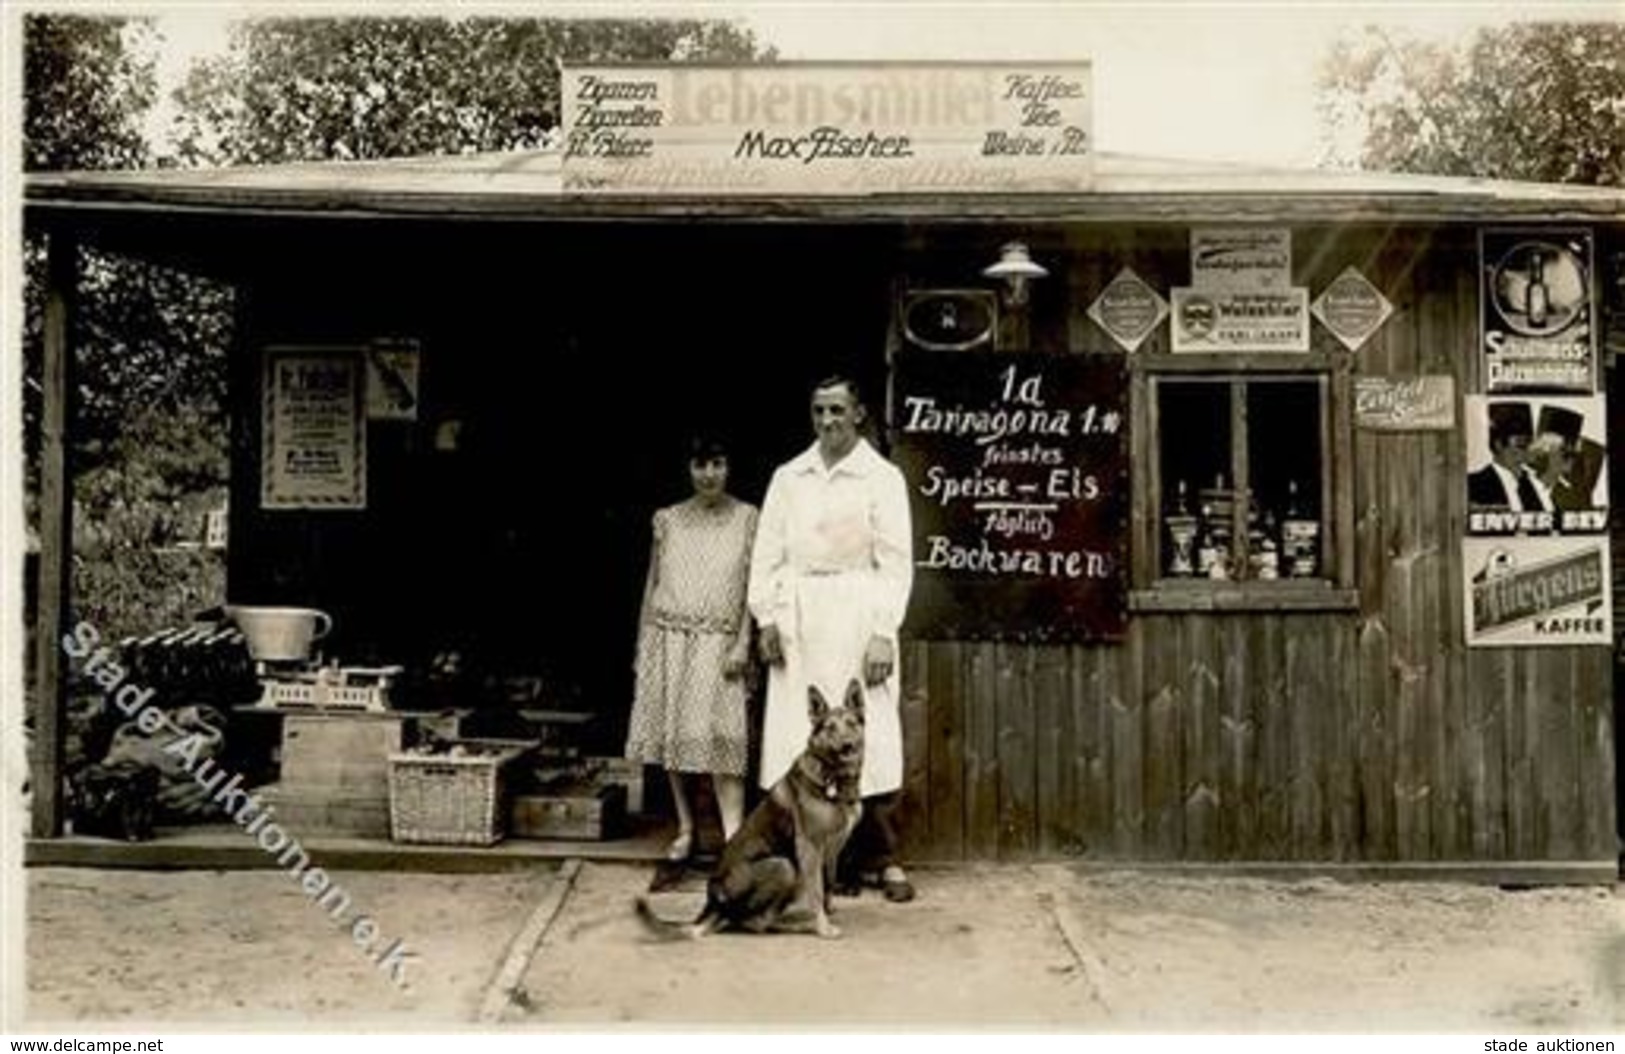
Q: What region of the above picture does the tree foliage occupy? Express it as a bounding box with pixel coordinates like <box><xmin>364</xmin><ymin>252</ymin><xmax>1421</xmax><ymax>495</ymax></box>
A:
<box><xmin>24</xmin><ymin>15</ymin><xmax>155</xmax><ymax>171</ymax></box>
<box><xmin>1317</xmin><ymin>22</ymin><xmax>1625</xmax><ymax>185</ymax></box>
<box><xmin>172</xmin><ymin>16</ymin><xmax>772</xmax><ymax>165</ymax></box>
<box><xmin>23</xmin><ymin>15</ymin><xmax>231</xmax><ymax>643</ymax></box>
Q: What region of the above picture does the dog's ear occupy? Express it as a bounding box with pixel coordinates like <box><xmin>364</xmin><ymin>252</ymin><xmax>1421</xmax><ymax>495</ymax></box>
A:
<box><xmin>844</xmin><ymin>678</ymin><xmax>865</xmax><ymax>718</ymax></box>
<box><xmin>808</xmin><ymin>684</ymin><xmax>830</xmax><ymax>723</ymax></box>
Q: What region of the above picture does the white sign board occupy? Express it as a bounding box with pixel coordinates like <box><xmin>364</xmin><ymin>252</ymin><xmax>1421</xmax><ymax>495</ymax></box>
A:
<box><xmin>561</xmin><ymin>62</ymin><xmax>1093</xmax><ymax>195</ymax></box>
<box><xmin>1169</xmin><ymin>287</ymin><xmax>1310</xmax><ymax>353</ymax></box>
<box><xmin>1463</xmin><ymin>536</ymin><xmax>1612</xmax><ymax>647</ymax></box>
<box><xmin>1190</xmin><ymin>228</ymin><xmax>1291</xmax><ymax>292</ymax></box>
<box><xmin>261</xmin><ymin>348</ymin><xmax>366</xmax><ymax>510</ymax></box>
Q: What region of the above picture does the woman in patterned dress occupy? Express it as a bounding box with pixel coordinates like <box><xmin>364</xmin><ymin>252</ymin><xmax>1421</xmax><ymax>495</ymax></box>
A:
<box><xmin>624</xmin><ymin>436</ymin><xmax>758</xmax><ymax>861</ymax></box>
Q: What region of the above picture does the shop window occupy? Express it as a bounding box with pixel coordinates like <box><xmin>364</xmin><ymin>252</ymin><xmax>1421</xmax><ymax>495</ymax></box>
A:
<box><xmin>1133</xmin><ymin>357</ymin><xmax>1355</xmax><ymax>611</ymax></box>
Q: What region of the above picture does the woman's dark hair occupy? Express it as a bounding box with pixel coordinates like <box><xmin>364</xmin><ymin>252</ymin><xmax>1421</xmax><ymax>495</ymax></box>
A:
<box><xmin>687</xmin><ymin>433</ymin><xmax>729</xmax><ymax>463</ymax></box>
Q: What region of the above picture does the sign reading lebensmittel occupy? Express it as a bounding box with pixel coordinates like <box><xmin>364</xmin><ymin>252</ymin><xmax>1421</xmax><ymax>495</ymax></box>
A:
<box><xmin>560</xmin><ymin>62</ymin><xmax>1093</xmax><ymax>195</ymax></box>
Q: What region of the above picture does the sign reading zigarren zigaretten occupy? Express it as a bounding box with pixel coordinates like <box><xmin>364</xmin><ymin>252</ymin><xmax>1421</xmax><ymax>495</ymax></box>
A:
<box><xmin>560</xmin><ymin>63</ymin><xmax>1092</xmax><ymax>194</ymax></box>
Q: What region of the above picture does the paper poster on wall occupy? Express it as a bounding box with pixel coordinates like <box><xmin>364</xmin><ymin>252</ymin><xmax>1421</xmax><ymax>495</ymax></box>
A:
<box><xmin>365</xmin><ymin>339</ymin><xmax>421</xmax><ymax>421</ymax></box>
<box><xmin>1463</xmin><ymin>536</ymin><xmax>1611</xmax><ymax>647</ymax></box>
<box><xmin>1479</xmin><ymin>228</ymin><xmax>1596</xmax><ymax>393</ymax></box>
<box><xmin>261</xmin><ymin>348</ymin><xmax>366</xmax><ymax>510</ymax></box>
<box><xmin>1464</xmin><ymin>395</ymin><xmax>1607</xmax><ymax>535</ymax></box>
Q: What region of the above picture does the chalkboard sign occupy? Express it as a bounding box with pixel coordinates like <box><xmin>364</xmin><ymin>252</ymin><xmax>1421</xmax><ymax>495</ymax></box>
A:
<box><xmin>894</xmin><ymin>351</ymin><xmax>1128</xmax><ymax>642</ymax></box>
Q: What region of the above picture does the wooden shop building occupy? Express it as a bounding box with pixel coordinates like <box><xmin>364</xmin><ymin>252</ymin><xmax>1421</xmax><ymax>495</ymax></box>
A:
<box><xmin>24</xmin><ymin>62</ymin><xmax>1625</xmax><ymax>880</ymax></box>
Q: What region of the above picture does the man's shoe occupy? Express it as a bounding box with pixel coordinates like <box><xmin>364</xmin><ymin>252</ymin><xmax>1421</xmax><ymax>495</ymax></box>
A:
<box><xmin>881</xmin><ymin>866</ymin><xmax>916</xmax><ymax>903</ymax></box>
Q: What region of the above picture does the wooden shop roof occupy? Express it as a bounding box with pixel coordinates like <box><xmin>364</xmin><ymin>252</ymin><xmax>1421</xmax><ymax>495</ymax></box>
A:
<box><xmin>25</xmin><ymin>149</ymin><xmax>1625</xmax><ymax>227</ymax></box>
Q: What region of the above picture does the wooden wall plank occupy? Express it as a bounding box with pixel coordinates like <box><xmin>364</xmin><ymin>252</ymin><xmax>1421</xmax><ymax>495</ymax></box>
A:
<box><xmin>1143</xmin><ymin>617</ymin><xmax>1184</xmax><ymax>856</ymax></box>
<box><xmin>1083</xmin><ymin>643</ymin><xmax>1121</xmax><ymax>856</ymax></box>
<box><xmin>1219</xmin><ymin>615</ymin><xmax>1255</xmax><ymax>859</ymax></box>
<box><xmin>1182</xmin><ymin>615</ymin><xmax>1219</xmax><ymax>859</ymax></box>
<box><xmin>1577</xmin><ymin>648</ymin><xmax>1616</xmax><ymax>858</ymax></box>
<box><xmin>997</xmin><ymin>644</ymin><xmax>1038</xmax><ymax>859</ymax></box>
<box><xmin>898</xmin><ymin>641</ymin><xmax>933</xmax><ymax>863</ymax></box>
<box><xmin>964</xmin><ymin>643</ymin><xmax>1001</xmax><ymax>858</ymax></box>
<box><xmin>1116</xmin><ymin>622</ymin><xmax>1146</xmax><ymax>856</ymax></box>
<box><xmin>925</xmin><ymin>641</ymin><xmax>965</xmax><ymax>860</ymax></box>
<box><xmin>1540</xmin><ymin>651</ymin><xmax>1580</xmax><ymax>860</ymax></box>
<box><xmin>1033</xmin><ymin>644</ymin><xmax>1073</xmax><ymax>855</ymax></box>
<box><xmin>1256</xmin><ymin>615</ymin><xmax>1290</xmax><ymax>858</ymax></box>
<box><xmin>30</xmin><ymin>227</ymin><xmax>77</xmax><ymax>839</ymax></box>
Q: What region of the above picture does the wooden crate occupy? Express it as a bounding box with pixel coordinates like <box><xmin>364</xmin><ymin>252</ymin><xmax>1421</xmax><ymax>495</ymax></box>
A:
<box><xmin>511</xmin><ymin>782</ymin><xmax>627</xmax><ymax>841</ymax></box>
<box><xmin>258</xmin><ymin>783</ymin><xmax>391</xmax><ymax>840</ymax></box>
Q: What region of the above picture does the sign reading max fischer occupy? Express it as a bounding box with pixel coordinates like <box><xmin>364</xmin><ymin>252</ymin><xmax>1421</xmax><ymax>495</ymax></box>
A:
<box><xmin>560</xmin><ymin>62</ymin><xmax>1092</xmax><ymax>195</ymax></box>
<box><xmin>893</xmin><ymin>351</ymin><xmax>1127</xmax><ymax>642</ymax></box>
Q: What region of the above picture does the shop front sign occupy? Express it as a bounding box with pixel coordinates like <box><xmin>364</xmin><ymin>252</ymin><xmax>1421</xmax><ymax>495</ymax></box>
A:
<box><xmin>1312</xmin><ymin>266</ymin><xmax>1394</xmax><ymax>351</ymax></box>
<box><xmin>894</xmin><ymin>350</ymin><xmax>1127</xmax><ymax>642</ymax></box>
<box><xmin>1479</xmin><ymin>228</ymin><xmax>1596</xmax><ymax>393</ymax></box>
<box><xmin>1087</xmin><ymin>267</ymin><xmax>1168</xmax><ymax>352</ymax></box>
<box><xmin>560</xmin><ymin>62</ymin><xmax>1093</xmax><ymax>195</ymax></box>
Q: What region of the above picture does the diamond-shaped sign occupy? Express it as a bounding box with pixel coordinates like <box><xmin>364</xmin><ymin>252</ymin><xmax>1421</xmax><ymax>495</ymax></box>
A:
<box><xmin>1311</xmin><ymin>266</ymin><xmax>1393</xmax><ymax>351</ymax></box>
<box><xmin>1087</xmin><ymin>267</ymin><xmax>1168</xmax><ymax>352</ymax></box>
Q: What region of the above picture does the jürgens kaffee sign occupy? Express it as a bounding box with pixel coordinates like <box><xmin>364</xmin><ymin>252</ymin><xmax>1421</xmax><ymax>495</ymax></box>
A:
<box><xmin>560</xmin><ymin>62</ymin><xmax>1093</xmax><ymax>194</ymax></box>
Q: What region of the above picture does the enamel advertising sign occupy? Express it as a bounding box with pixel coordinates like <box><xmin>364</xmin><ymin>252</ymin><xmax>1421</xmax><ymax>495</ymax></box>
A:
<box><xmin>1479</xmin><ymin>228</ymin><xmax>1596</xmax><ymax>393</ymax></box>
<box><xmin>1087</xmin><ymin>268</ymin><xmax>1168</xmax><ymax>352</ymax></box>
<box><xmin>1463</xmin><ymin>536</ymin><xmax>1612</xmax><ymax>647</ymax></box>
<box><xmin>1312</xmin><ymin>266</ymin><xmax>1394</xmax><ymax>352</ymax></box>
<box><xmin>561</xmin><ymin>62</ymin><xmax>1093</xmax><ymax>195</ymax></box>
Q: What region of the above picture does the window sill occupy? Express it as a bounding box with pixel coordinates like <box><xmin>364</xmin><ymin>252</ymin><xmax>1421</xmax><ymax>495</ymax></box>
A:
<box><xmin>1129</xmin><ymin>582</ymin><xmax>1359</xmax><ymax>613</ymax></box>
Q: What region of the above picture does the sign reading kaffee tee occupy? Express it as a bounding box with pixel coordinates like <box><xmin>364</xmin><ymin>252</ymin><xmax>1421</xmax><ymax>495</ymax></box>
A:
<box><xmin>561</xmin><ymin>62</ymin><xmax>1093</xmax><ymax>195</ymax></box>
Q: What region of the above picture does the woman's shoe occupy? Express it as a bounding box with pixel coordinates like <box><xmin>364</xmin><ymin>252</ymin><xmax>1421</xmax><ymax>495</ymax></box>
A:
<box><xmin>665</xmin><ymin>830</ymin><xmax>694</xmax><ymax>862</ymax></box>
<box><xmin>881</xmin><ymin>865</ymin><xmax>916</xmax><ymax>903</ymax></box>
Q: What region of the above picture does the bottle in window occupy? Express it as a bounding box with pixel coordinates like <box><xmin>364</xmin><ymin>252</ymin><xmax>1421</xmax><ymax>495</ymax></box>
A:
<box><xmin>1255</xmin><ymin>509</ymin><xmax>1280</xmax><ymax>580</ymax></box>
<box><xmin>1281</xmin><ymin>479</ymin><xmax>1320</xmax><ymax>578</ymax></box>
<box><xmin>1201</xmin><ymin>473</ymin><xmax>1233</xmax><ymax>580</ymax></box>
<box><xmin>1166</xmin><ymin>479</ymin><xmax>1198</xmax><ymax>576</ymax></box>
<box><xmin>1525</xmin><ymin>249</ymin><xmax>1549</xmax><ymax>329</ymax></box>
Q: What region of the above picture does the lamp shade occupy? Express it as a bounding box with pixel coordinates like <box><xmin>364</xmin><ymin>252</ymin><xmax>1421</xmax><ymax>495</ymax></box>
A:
<box><xmin>982</xmin><ymin>241</ymin><xmax>1049</xmax><ymax>282</ymax></box>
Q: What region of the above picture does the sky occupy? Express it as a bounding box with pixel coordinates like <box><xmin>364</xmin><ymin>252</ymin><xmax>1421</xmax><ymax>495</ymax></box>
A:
<box><xmin>133</xmin><ymin>0</ymin><xmax>1624</xmax><ymax>169</ymax></box>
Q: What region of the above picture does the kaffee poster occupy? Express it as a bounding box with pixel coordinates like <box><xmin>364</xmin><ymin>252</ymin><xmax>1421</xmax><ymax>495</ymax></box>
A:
<box><xmin>1479</xmin><ymin>228</ymin><xmax>1596</xmax><ymax>393</ymax></box>
<box><xmin>1463</xmin><ymin>536</ymin><xmax>1612</xmax><ymax>647</ymax></box>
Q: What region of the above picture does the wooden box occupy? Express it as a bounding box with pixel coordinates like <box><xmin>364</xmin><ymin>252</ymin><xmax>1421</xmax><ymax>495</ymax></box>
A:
<box><xmin>510</xmin><ymin>782</ymin><xmax>626</xmax><ymax>841</ymax></box>
<box><xmin>258</xmin><ymin>783</ymin><xmax>391</xmax><ymax>840</ymax></box>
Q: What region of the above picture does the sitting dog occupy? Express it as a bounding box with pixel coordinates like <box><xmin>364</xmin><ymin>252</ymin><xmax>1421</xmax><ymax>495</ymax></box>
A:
<box><xmin>636</xmin><ymin>679</ymin><xmax>865</xmax><ymax>940</ymax></box>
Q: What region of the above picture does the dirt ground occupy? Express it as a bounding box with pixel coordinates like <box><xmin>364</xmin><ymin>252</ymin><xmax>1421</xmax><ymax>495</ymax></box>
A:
<box><xmin>22</xmin><ymin>860</ymin><xmax>1625</xmax><ymax>1032</ymax></box>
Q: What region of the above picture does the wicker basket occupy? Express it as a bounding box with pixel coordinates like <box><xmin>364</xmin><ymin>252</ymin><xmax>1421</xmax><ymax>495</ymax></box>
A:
<box><xmin>387</xmin><ymin>739</ymin><xmax>533</xmax><ymax>846</ymax></box>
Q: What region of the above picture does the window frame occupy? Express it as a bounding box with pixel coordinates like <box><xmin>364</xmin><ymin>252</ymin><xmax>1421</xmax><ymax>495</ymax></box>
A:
<box><xmin>1128</xmin><ymin>351</ymin><xmax>1358</xmax><ymax>613</ymax></box>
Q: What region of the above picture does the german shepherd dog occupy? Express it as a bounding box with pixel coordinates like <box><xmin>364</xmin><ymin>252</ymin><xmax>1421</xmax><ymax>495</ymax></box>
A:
<box><xmin>636</xmin><ymin>679</ymin><xmax>865</xmax><ymax>940</ymax></box>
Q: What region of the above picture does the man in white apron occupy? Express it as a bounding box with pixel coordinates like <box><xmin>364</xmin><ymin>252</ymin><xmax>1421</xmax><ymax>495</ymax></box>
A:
<box><xmin>748</xmin><ymin>375</ymin><xmax>917</xmax><ymax>901</ymax></box>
